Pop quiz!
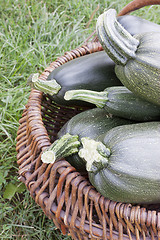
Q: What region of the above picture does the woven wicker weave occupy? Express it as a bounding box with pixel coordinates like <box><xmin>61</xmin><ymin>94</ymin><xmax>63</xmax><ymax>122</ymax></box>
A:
<box><xmin>16</xmin><ymin>1</ymin><xmax>160</xmax><ymax>239</ymax></box>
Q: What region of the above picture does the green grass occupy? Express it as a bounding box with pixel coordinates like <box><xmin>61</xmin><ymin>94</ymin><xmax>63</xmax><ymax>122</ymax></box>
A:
<box><xmin>1</xmin><ymin>0</ymin><xmax>160</xmax><ymax>239</ymax></box>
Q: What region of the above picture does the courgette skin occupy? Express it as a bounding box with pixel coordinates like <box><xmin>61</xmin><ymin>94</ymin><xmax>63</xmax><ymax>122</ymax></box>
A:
<box><xmin>103</xmin><ymin>87</ymin><xmax>160</xmax><ymax>121</ymax></box>
<box><xmin>115</xmin><ymin>32</ymin><xmax>160</xmax><ymax>106</ymax></box>
<box><xmin>117</xmin><ymin>15</ymin><xmax>160</xmax><ymax>36</ymax></box>
<box><xmin>57</xmin><ymin>108</ymin><xmax>133</xmax><ymax>172</ymax></box>
<box><xmin>80</xmin><ymin>122</ymin><xmax>160</xmax><ymax>204</ymax></box>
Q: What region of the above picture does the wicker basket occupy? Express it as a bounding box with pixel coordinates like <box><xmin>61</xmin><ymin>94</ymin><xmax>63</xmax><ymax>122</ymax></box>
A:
<box><xmin>16</xmin><ymin>1</ymin><xmax>160</xmax><ymax>239</ymax></box>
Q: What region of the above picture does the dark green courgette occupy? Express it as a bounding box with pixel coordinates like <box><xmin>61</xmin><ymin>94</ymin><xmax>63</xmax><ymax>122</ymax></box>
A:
<box><xmin>64</xmin><ymin>86</ymin><xmax>160</xmax><ymax>121</ymax></box>
<box><xmin>28</xmin><ymin>51</ymin><xmax>122</xmax><ymax>106</ymax></box>
<box><xmin>41</xmin><ymin>108</ymin><xmax>134</xmax><ymax>173</ymax></box>
<box><xmin>79</xmin><ymin>122</ymin><xmax>160</xmax><ymax>204</ymax></box>
<box><xmin>96</xmin><ymin>9</ymin><xmax>160</xmax><ymax>106</ymax></box>
<box><xmin>117</xmin><ymin>15</ymin><xmax>160</xmax><ymax>36</ymax></box>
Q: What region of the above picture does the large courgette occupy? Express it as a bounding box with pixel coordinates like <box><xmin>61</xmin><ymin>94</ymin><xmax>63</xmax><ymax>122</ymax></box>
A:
<box><xmin>96</xmin><ymin>9</ymin><xmax>160</xmax><ymax>106</ymax></box>
<box><xmin>41</xmin><ymin>108</ymin><xmax>133</xmax><ymax>173</ymax></box>
<box><xmin>28</xmin><ymin>51</ymin><xmax>122</xmax><ymax>106</ymax></box>
<box><xmin>79</xmin><ymin>122</ymin><xmax>160</xmax><ymax>204</ymax></box>
<box><xmin>64</xmin><ymin>86</ymin><xmax>160</xmax><ymax>121</ymax></box>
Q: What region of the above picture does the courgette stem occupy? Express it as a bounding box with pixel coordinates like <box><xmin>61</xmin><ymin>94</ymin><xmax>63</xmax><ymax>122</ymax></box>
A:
<box><xmin>104</xmin><ymin>9</ymin><xmax>138</xmax><ymax>53</ymax></box>
<box><xmin>78</xmin><ymin>137</ymin><xmax>110</xmax><ymax>172</ymax></box>
<box><xmin>96</xmin><ymin>9</ymin><xmax>139</xmax><ymax>65</ymax></box>
<box><xmin>96</xmin><ymin>14</ymin><xmax>126</xmax><ymax>65</ymax></box>
<box><xmin>28</xmin><ymin>73</ymin><xmax>61</xmax><ymax>95</ymax></box>
<box><xmin>41</xmin><ymin>133</ymin><xmax>80</xmax><ymax>164</ymax></box>
<box><xmin>64</xmin><ymin>89</ymin><xmax>108</xmax><ymax>108</ymax></box>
